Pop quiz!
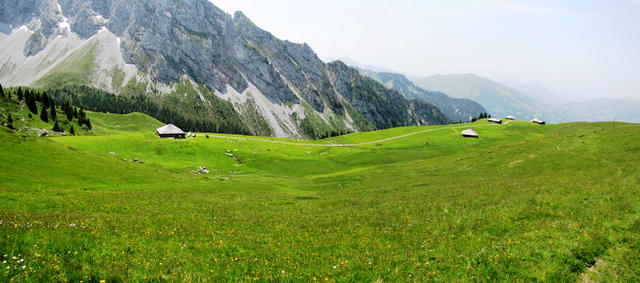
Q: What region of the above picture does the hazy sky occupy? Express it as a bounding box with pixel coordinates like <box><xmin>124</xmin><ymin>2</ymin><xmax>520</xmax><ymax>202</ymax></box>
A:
<box><xmin>211</xmin><ymin>0</ymin><xmax>640</xmax><ymax>101</ymax></box>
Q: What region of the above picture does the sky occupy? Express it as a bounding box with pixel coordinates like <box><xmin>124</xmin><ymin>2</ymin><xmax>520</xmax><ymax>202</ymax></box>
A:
<box><xmin>210</xmin><ymin>0</ymin><xmax>640</xmax><ymax>102</ymax></box>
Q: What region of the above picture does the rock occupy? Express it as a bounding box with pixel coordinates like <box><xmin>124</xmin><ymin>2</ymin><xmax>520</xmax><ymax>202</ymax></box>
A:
<box><xmin>109</xmin><ymin>152</ymin><xmax>116</xmax><ymax>155</ymax></box>
<box><xmin>23</xmin><ymin>30</ymin><xmax>48</xmax><ymax>57</ymax></box>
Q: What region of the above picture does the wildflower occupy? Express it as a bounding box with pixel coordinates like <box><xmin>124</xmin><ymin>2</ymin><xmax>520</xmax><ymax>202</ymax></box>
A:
<box><xmin>281</xmin><ymin>270</ymin><xmax>286</xmax><ymax>274</ymax></box>
<box><xmin>21</xmin><ymin>265</ymin><xmax>26</xmax><ymax>269</ymax></box>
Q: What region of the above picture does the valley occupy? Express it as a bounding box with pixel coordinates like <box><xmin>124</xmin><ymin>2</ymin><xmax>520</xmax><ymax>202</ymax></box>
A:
<box><xmin>1</xmin><ymin>107</ymin><xmax>638</xmax><ymax>281</ymax></box>
<box><xmin>1</xmin><ymin>0</ymin><xmax>638</xmax><ymax>281</ymax></box>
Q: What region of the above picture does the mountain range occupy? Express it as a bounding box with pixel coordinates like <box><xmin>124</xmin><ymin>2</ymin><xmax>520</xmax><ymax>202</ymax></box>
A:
<box><xmin>412</xmin><ymin>74</ymin><xmax>574</xmax><ymax>123</ymax></box>
<box><xmin>0</xmin><ymin>0</ymin><xmax>451</xmax><ymax>138</ymax></box>
<box><xmin>355</xmin><ymin>69</ymin><xmax>486</xmax><ymax>122</ymax></box>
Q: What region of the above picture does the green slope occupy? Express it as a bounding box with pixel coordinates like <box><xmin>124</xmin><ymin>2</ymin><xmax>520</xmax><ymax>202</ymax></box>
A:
<box><xmin>0</xmin><ymin>117</ymin><xmax>638</xmax><ymax>282</ymax></box>
<box><xmin>87</xmin><ymin>112</ymin><xmax>165</xmax><ymax>135</ymax></box>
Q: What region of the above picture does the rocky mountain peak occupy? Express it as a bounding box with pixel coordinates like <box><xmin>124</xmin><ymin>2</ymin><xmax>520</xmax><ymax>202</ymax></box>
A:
<box><xmin>1</xmin><ymin>0</ymin><xmax>453</xmax><ymax>138</ymax></box>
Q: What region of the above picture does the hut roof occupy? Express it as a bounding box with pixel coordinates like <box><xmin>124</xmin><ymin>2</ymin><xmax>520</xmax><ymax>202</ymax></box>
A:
<box><xmin>488</xmin><ymin>118</ymin><xmax>502</xmax><ymax>123</ymax></box>
<box><xmin>157</xmin><ymin>124</ymin><xmax>185</xmax><ymax>135</ymax></box>
<box><xmin>530</xmin><ymin>118</ymin><xmax>544</xmax><ymax>124</ymax></box>
<box><xmin>461</xmin><ymin>129</ymin><xmax>478</xmax><ymax>137</ymax></box>
<box><xmin>505</xmin><ymin>115</ymin><xmax>516</xmax><ymax>120</ymax></box>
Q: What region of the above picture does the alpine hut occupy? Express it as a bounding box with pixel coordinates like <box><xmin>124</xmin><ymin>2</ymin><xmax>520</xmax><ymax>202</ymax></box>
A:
<box><xmin>461</xmin><ymin>129</ymin><xmax>479</xmax><ymax>138</ymax></box>
<box><xmin>488</xmin><ymin>118</ymin><xmax>502</xmax><ymax>124</ymax></box>
<box><xmin>505</xmin><ymin>115</ymin><xmax>516</xmax><ymax>120</ymax></box>
<box><xmin>156</xmin><ymin>124</ymin><xmax>186</xmax><ymax>139</ymax></box>
<box><xmin>530</xmin><ymin>118</ymin><xmax>546</xmax><ymax>125</ymax></box>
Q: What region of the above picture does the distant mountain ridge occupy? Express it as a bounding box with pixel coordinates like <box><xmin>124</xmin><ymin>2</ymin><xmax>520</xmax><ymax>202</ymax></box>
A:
<box><xmin>413</xmin><ymin>74</ymin><xmax>573</xmax><ymax>123</ymax></box>
<box><xmin>355</xmin><ymin>68</ymin><xmax>486</xmax><ymax>122</ymax></box>
<box><xmin>0</xmin><ymin>0</ymin><xmax>450</xmax><ymax>138</ymax></box>
<box><xmin>561</xmin><ymin>98</ymin><xmax>640</xmax><ymax>123</ymax></box>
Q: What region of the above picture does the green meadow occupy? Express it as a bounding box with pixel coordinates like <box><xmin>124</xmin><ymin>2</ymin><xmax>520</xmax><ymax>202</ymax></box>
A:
<box><xmin>0</xmin><ymin>112</ymin><xmax>639</xmax><ymax>281</ymax></box>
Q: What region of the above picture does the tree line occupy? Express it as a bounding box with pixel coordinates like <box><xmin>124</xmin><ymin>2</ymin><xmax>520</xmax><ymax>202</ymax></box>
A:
<box><xmin>46</xmin><ymin>85</ymin><xmax>249</xmax><ymax>134</ymax></box>
<box><xmin>1</xmin><ymin>83</ymin><xmax>90</xmax><ymax>133</ymax></box>
<box><xmin>471</xmin><ymin>112</ymin><xmax>492</xmax><ymax>122</ymax></box>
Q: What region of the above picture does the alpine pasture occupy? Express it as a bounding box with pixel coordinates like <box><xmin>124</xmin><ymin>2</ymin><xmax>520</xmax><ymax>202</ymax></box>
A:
<box><xmin>1</xmin><ymin>113</ymin><xmax>639</xmax><ymax>282</ymax></box>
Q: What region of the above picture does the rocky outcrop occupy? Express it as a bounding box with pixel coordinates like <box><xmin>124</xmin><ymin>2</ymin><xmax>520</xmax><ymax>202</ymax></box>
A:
<box><xmin>23</xmin><ymin>30</ymin><xmax>47</xmax><ymax>56</ymax></box>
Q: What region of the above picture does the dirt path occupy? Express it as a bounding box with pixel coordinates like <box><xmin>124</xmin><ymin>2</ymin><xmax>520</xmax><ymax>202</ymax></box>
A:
<box><xmin>205</xmin><ymin>120</ymin><xmax>512</xmax><ymax>147</ymax></box>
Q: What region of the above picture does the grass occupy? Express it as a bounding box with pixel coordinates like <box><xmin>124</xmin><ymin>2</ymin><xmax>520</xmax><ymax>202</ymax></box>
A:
<box><xmin>32</xmin><ymin>43</ymin><xmax>97</xmax><ymax>88</ymax></box>
<box><xmin>0</xmin><ymin>113</ymin><xmax>638</xmax><ymax>282</ymax></box>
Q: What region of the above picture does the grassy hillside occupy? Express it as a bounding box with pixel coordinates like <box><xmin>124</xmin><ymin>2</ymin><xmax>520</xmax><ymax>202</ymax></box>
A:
<box><xmin>87</xmin><ymin>112</ymin><xmax>164</xmax><ymax>135</ymax></box>
<box><xmin>0</xmin><ymin>88</ymin><xmax>89</xmax><ymax>136</ymax></box>
<box><xmin>0</xmin><ymin>115</ymin><xmax>638</xmax><ymax>282</ymax></box>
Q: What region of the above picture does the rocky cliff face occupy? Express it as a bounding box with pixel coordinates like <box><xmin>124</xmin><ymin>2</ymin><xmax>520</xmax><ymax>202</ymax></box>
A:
<box><xmin>1</xmin><ymin>0</ymin><xmax>451</xmax><ymax>138</ymax></box>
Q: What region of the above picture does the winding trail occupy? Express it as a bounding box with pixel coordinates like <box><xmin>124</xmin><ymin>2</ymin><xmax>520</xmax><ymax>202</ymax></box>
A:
<box><xmin>205</xmin><ymin>120</ymin><xmax>512</xmax><ymax>147</ymax></box>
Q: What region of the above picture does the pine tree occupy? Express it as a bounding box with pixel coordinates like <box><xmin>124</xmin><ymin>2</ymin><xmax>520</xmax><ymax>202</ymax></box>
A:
<box><xmin>73</xmin><ymin>107</ymin><xmax>78</xmax><ymax>119</ymax></box>
<box><xmin>6</xmin><ymin>113</ymin><xmax>14</xmax><ymax>129</ymax></box>
<box><xmin>50</xmin><ymin>102</ymin><xmax>57</xmax><ymax>120</ymax></box>
<box><xmin>65</xmin><ymin>101</ymin><xmax>73</xmax><ymax>120</ymax></box>
<box><xmin>69</xmin><ymin>125</ymin><xmax>75</xmax><ymax>136</ymax></box>
<box><xmin>42</xmin><ymin>92</ymin><xmax>50</xmax><ymax>109</ymax></box>
<box><xmin>0</xmin><ymin>83</ymin><xmax>4</xmax><ymax>98</ymax></box>
<box><xmin>25</xmin><ymin>92</ymin><xmax>38</xmax><ymax>114</ymax></box>
<box><xmin>17</xmin><ymin>87</ymin><xmax>23</xmax><ymax>101</ymax></box>
<box><xmin>79</xmin><ymin>108</ymin><xmax>86</xmax><ymax>120</ymax></box>
<box><xmin>52</xmin><ymin>121</ymin><xmax>62</xmax><ymax>132</ymax></box>
<box><xmin>40</xmin><ymin>104</ymin><xmax>49</xmax><ymax>122</ymax></box>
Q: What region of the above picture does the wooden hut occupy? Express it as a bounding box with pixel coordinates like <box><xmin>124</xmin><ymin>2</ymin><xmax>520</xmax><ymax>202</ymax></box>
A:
<box><xmin>488</xmin><ymin>118</ymin><xmax>502</xmax><ymax>124</ymax></box>
<box><xmin>156</xmin><ymin>124</ymin><xmax>186</xmax><ymax>139</ymax></box>
<box><xmin>461</xmin><ymin>129</ymin><xmax>479</xmax><ymax>138</ymax></box>
<box><xmin>530</xmin><ymin>118</ymin><xmax>546</xmax><ymax>125</ymax></box>
<box><xmin>505</xmin><ymin>115</ymin><xmax>516</xmax><ymax>120</ymax></box>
